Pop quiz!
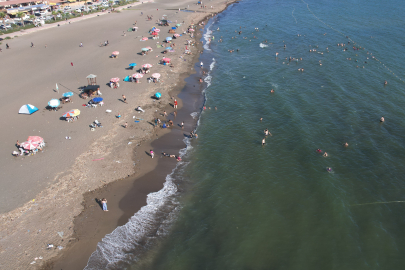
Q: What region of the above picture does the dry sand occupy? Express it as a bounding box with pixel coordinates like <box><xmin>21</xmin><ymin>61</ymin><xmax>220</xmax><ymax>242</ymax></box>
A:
<box><xmin>0</xmin><ymin>0</ymin><xmax>236</xmax><ymax>269</ymax></box>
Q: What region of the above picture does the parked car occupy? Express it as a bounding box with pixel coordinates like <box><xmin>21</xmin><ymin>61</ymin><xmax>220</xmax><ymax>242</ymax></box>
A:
<box><xmin>75</xmin><ymin>8</ymin><xmax>82</xmax><ymax>13</ymax></box>
<box><xmin>0</xmin><ymin>24</ymin><xmax>12</xmax><ymax>29</ymax></box>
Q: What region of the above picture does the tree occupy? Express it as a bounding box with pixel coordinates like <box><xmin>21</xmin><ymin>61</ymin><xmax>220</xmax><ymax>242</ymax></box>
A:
<box><xmin>17</xmin><ymin>12</ymin><xmax>25</xmax><ymax>26</ymax></box>
<box><xmin>0</xmin><ymin>12</ymin><xmax>5</xmax><ymax>26</ymax></box>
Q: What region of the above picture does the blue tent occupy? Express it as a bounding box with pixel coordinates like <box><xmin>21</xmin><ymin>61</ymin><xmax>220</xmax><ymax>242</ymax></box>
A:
<box><xmin>19</xmin><ymin>104</ymin><xmax>38</xmax><ymax>114</ymax></box>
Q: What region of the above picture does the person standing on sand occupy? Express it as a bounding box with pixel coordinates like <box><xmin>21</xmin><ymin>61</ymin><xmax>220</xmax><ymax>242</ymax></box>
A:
<box><xmin>101</xmin><ymin>198</ymin><xmax>108</xmax><ymax>211</ymax></box>
<box><xmin>174</xmin><ymin>99</ymin><xmax>178</xmax><ymax>108</ymax></box>
<box><xmin>122</xmin><ymin>95</ymin><xmax>127</xmax><ymax>103</ymax></box>
<box><xmin>124</xmin><ymin>122</ymin><xmax>128</xmax><ymax>128</ymax></box>
<box><xmin>80</xmin><ymin>42</ymin><xmax>83</xmax><ymax>47</ymax></box>
<box><xmin>150</xmin><ymin>149</ymin><xmax>154</xmax><ymax>158</ymax></box>
<box><xmin>31</xmin><ymin>42</ymin><xmax>35</xmax><ymax>48</ymax></box>
<box><xmin>181</xmin><ymin>121</ymin><xmax>184</xmax><ymax>129</ymax></box>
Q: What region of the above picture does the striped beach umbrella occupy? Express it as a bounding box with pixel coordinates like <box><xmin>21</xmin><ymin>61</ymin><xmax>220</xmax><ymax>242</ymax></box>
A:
<box><xmin>173</xmin><ymin>33</ymin><xmax>180</xmax><ymax>37</ymax></box>
<box><xmin>152</xmin><ymin>73</ymin><xmax>161</xmax><ymax>79</ymax></box>
<box><xmin>112</xmin><ymin>51</ymin><xmax>119</xmax><ymax>55</ymax></box>
<box><xmin>63</xmin><ymin>109</ymin><xmax>80</xmax><ymax>118</ymax></box>
<box><xmin>145</xmin><ymin>46</ymin><xmax>153</xmax><ymax>51</ymax></box>
<box><xmin>142</xmin><ymin>63</ymin><xmax>153</xmax><ymax>68</ymax></box>
<box><xmin>21</xmin><ymin>141</ymin><xmax>39</xmax><ymax>150</ymax></box>
<box><xmin>141</xmin><ymin>37</ymin><xmax>148</xmax><ymax>41</ymax></box>
<box><xmin>132</xmin><ymin>73</ymin><xmax>144</xmax><ymax>78</ymax></box>
<box><xmin>162</xmin><ymin>57</ymin><xmax>171</xmax><ymax>62</ymax></box>
<box><xmin>19</xmin><ymin>104</ymin><xmax>38</xmax><ymax>114</ymax></box>
<box><xmin>154</xmin><ymin>28</ymin><xmax>160</xmax><ymax>32</ymax></box>
<box><xmin>110</xmin><ymin>77</ymin><xmax>120</xmax><ymax>82</ymax></box>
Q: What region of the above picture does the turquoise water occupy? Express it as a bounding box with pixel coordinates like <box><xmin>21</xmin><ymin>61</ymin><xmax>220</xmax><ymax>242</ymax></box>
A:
<box><xmin>132</xmin><ymin>0</ymin><xmax>405</xmax><ymax>269</ymax></box>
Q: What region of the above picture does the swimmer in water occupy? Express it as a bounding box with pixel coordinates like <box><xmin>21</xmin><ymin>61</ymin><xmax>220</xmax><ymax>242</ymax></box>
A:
<box><xmin>327</xmin><ymin>167</ymin><xmax>332</xmax><ymax>172</ymax></box>
<box><xmin>343</xmin><ymin>142</ymin><xmax>349</xmax><ymax>147</ymax></box>
<box><xmin>270</xmin><ymin>89</ymin><xmax>275</xmax><ymax>93</ymax></box>
<box><xmin>384</xmin><ymin>80</ymin><xmax>388</xmax><ymax>85</ymax></box>
<box><xmin>262</xmin><ymin>138</ymin><xmax>266</xmax><ymax>146</ymax></box>
<box><xmin>380</xmin><ymin>116</ymin><xmax>385</xmax><ymax>122</ymax></box>
<box><xmin>264</xmin><ymin>129</ymin><xmax>269</xmax><ymax>136</ymax></box>
<box><xmin>323</xmin><ymin>152</ymin><xmax>328</xmax><ymax>157</ymax></box>
<box><xmin>316</xmin><ymin>149</ymin><xmax>322</xmax><ymax>153</ymax></box>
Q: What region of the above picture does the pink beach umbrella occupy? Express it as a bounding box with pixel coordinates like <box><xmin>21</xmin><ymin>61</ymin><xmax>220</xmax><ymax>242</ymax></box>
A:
<box><xmin>173</xmin><ymin>33</ymin><xmax>180</xmax><ymax>37</ymax></box>
<box><xmin>110</xmin><ymin>77</ymin><xmax>120</xmax><ymax>83</ymax></box>
<box><xmin>188</xmin><ymin>28</ymin><xmax>195</xmax><ymax>32</ymax></box>
<box><xmin>152</xmin><ymin>73</ymin><xmax>161</xmax><ymax>79</ymax></box>
<box><xmin>141</xmin><ymin>37</ymin><xmax>148</xmax><ymax>41</ymax></box>
<box><xmin>21</xmin><ymin>141</ymin><xmax>39</xmax><ymax>150</ymax></box>
<box><xmin>145</xmin><ymin>46</ymin><xmax>153</xmax><ymax>51</ymax></box>
<box><xmin>132</xmin><ymin>73</ymin><xmax>144</xmax><ymax>78</ymax></box>
<box><xmin>112</xmin><ymin>51</ymin><xmax>119</xmax><ymax>55</ymax></box>
<box><xmin>162</xmin><ymin>57</ymin><xmax>171</xmax><ymax>63</ymax></box>
<box><xmin>27</xmin><ymin>136</ymin><xmax>44</xmax><ymax>144</ymax></box>
<box><xmin>154</xmin><ymin>28</ymin><xmax>160</xmax><ymax>33</ymax></box>
<box><xmin>142</xmin><ymin>63</ymin><xmax>153</xmax><ymax>68</ymax></box>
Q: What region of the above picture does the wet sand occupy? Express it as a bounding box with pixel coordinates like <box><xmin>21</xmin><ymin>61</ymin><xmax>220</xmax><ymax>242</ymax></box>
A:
<box><xmin>0</xmin><ymin>0</ymin><xmax>236</xmax><ymax>269</ymax></box>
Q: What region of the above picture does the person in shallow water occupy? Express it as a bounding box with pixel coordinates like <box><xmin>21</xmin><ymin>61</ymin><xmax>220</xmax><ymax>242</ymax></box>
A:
<box><xmin>380</xmin><ymin>117</ymin><xmax>385</xmax><ymax>122</ymax></box>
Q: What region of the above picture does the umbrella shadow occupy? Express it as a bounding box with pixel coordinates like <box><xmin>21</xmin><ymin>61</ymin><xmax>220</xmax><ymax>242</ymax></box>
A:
<box><xmin>125</xmin><ymin>67</ymin><xmax>135</xmax><ymax>70</ymax></box>
<box><xmin>58</xmin><ymin>83</ymin><xmax>81</xmax><ymax>96</ymax></box>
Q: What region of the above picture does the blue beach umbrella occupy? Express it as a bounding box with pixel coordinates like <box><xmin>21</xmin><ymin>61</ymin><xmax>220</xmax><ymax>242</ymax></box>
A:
<box><xmin>171</xmin><ymin>27</ymin><xmax>176</xmax><ymax>30</ymax></box>
<box><xmin>155</xmin><ymin>92</ymin><xmax>161</xmax><ymax>99</ymax></box>
<box><xmin>92</xmin><ymin>97</ymin><xmax>103</xmax><ymax>103</ymax></box>
<box><xmin>62</xmin><ymin>92</ymin><xmax>74</xmax><ymax>97</ymax></box>
<box><xmin>166</xmin><ymin>37</ymin><xmax>172</xmax><ymax>41</ymax></box>
<box><xmin>19</xmin><ymin>104</ymin><xmax>38</xmax><ymax>114</ymax></box>
<box><xmin>165</xmin><ymin>47</ymin><xmax>172</xmax><ymax>50</ymax></box>
<box><xmin>129</xmin><ymin>63</ymin><xmax>137</xmax><ymax>67</ymax></box>
<box><xmin>48</xmin><ymin>99</ymin><xmax>60</xmax><ymax>108</ymax></box>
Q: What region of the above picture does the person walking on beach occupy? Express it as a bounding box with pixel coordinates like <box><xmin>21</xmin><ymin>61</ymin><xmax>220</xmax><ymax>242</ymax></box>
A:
<box><xmin>174</xmin><ymin>99</ymin><xmax>178</xmax><ymax>108</ymax></box>
<box><xmin>101</xmin><ymin>198</ymin><xmax>108</xmax><ymax>211</ymax></box>
<box><xmin>31</xmin><ymin>42</ymin><xmax>34</xmax><ymax>48</ymax></box>
<box><xmin>200</xmin><ymin>61</ymin><xmax>203</xmax><ymax>67</ymax></box>
<box><xmin>80</xmin><ymin>42</ymin><xmax>83</xmax><ymax>47</ymax></box>
<box><xmin>122</xmin><ymin>95</ymin><xmax>127</xmax><ymax>103</ymax></box>
<box><xmin>150</xmin><ymin>149</ymin><xmax>154</xmax><ymax>158</ymax></box>
<box><xmin>6</xmin><ymin>43</ymin><xmax>9</xmax><ymax>49</ymax></box>
<box><xmin>124</xmin><ymin>122</ymin><xmax>128</xmax><ymax>128</ymax></box>
<box><xmin>181</xmin><ymin>121</ymin><xmax>184</xmax><ymax>129</ymax></box>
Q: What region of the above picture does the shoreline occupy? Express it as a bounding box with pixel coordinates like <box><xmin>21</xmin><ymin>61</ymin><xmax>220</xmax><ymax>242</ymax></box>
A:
<box><xmin>0</xmin><ymin>0</ymin><xmax>238</xmax><ymax>269</ymax></box>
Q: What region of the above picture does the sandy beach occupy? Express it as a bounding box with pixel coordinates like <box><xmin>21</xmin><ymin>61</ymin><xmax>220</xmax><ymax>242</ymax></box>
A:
<box><xmin>0</xmin><ymin>0</ymin><xmax>236</xmax><ymax>269</ymax></box>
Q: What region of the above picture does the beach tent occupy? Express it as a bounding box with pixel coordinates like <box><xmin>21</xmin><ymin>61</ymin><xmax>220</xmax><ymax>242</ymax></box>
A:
<box><xmin>19</xmin><ymin>104</ymin><xmax>38</xmax><ymax>114</ymax></box>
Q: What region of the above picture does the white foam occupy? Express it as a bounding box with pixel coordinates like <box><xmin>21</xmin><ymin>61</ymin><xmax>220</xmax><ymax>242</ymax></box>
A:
<box><xmin>190</xmin><ymin>112</ymin><xmax>199</xmax><ymax>119</ymax></box>
<box><xmin>203</xmin><ymin>18</ymin><xmax>215</xmax><ymax>51</ymax></box>
<box><xmin>259</xmin><ymin>43</ymin><xmax>269</xmax><ymax>48</ymax></box>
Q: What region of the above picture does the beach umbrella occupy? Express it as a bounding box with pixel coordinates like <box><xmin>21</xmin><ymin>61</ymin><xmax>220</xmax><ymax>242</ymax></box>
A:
<box><xmin>27</xmin><ymin>136</ymin><xmax>44</xmax><ymax>144</ymax></box>
<box><xmin>86</xmin><ymin>74</ymin><xmax>97</xmax><ymax>79</ymax></box>
<box><xmin>162</xmin><ymin>57</ymin><xmax>171</xmax><ymax>62</ymax></box>
<box><xmin>92</xmin><ymin>97</ymin><xmax>103</xmax><ymax>103</ymax></box>
<box><xmin>132</xmin><ymin>73</ymin><xmax>144</xmax><ymax>78</ymax></box>
<box><xmin>48</xmin><ymin>99</ymin><xmax>60</xmax><ymax>108</ymax></box>
<box><xmin>110</xmin><ymin>77</ymin><xmax>120</xmax><ymax>82</ymax></box>
<box><xmin>129</xmin><ymin>63</ymin><xmax>137</xmax><ymax>67</ymax></box>
<box><xmin>63</xmin><ymin>109</ymin><xmax>80</xmax><ymax>118</ymax></box>
<box><xmin>188</xmin><ymin>28</ymin><xmax>195</xmax><ymax>32</ymax></box>
<box><xmin>173</xmin><ymin>33</ymin><xmax>180</xmax><ymax>37</ymax></box>
<box><xmin>176</xmin><ymin>23</ymin><xmax>181</xmax><ymax>27</ymax></box>
<box><xmin>21</xmin><ymin>141</ymin><xmax>39</xmax><ymax>150</ymax></box>
<box><xmin>141</xmin><ymin>37</ymin><xmax>148</xmax><ymax>41</ymax></box>
<box><xmin>171</xmin><ymin>27</ymin><xmax>176</xmax><ymax>30</ymax></box>
<box><xmin>19</xmin><ymin>104</ymin><xmax>38</xmax><ymax>114</ymax></box>
<box><xmin>151</xmin><ymin>32</ymin><xmax>158</xmax><ymax>36</ymax></box>
<box><xmin>142</xmin><ymin>63</ymin><xmax>153</xmax><ymax>68</ymax></box>
<box><xmin>166</xmin><ymin>37</ymin><xmax>172</xmax><ymax>41</ymax></box>
<box><xmin>62</xmin><ymin>92</ymin><xmax>74</xmax><ymax>97</ymax></box>
<box><xmin>152</xmin><ymin>73</ymin><xmax>161</xmax><ymax>79</ymax></box>
<box><xmin>112</xmin><ymin>51</ymin><xmax>119</xmax><ymax>55</ymax></box>
<box><xmin>155</xmin><ymin>92</ymin><xmax>162</xmax><ymax>99</ymax></box>
<box><xmin>142</xmin><ymin>48</ymin><xmax>149</xmax><ymax>51</ymax></box>
<box><xmin>154</xmin><ymin>28</ymin><xmax>160</xmax><ymax>33</ymax></box>
<box><xmin>145</xmin><ymin>46</ymin><xmax>153</xmax><ymax>51</ymax></box>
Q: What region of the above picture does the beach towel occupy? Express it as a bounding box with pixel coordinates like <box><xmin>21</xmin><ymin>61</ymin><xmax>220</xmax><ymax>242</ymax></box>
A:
<box><xmin>156</xmin><ymin>44</ymin><xmax>164</xmax><ymax>48</ymax></box>
<box><xmin>127</xmin><ymin>28</ymin><xmax>133</xmax><ymax>32</ymax></box>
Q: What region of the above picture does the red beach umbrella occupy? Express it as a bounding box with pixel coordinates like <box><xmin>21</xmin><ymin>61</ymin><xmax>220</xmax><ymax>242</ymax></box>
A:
<box><xmin>132</xmin><ymin>73</ymin><xmax>144</xmax><ymax>78</ymax></box>
<box><xmin>27</xmin><ymin>136</ymin><xmax>44</xmax><ymax>144</ymax></box>
<box><xmin>21</xmin><ymin>141</ymin><xmax>39</xmax><ymax>150</ymax></box>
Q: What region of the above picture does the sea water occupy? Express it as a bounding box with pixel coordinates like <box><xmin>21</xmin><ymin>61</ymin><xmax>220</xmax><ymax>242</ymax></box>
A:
<box><xmin>87</xmin><ymin>0</ymin><xmax>405</xmax><ymax>269</ymax></box>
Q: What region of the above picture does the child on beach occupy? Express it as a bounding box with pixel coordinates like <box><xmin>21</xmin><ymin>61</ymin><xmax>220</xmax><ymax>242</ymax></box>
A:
<box><xmin>101</xmin><ymin>198</ymin><xmax>108</xmax><ymax>211</ymax></box>
<box><xmin>150</xmin><ymin>150</ymin><xmax>154</xmax><ymax>158</ymax></box>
